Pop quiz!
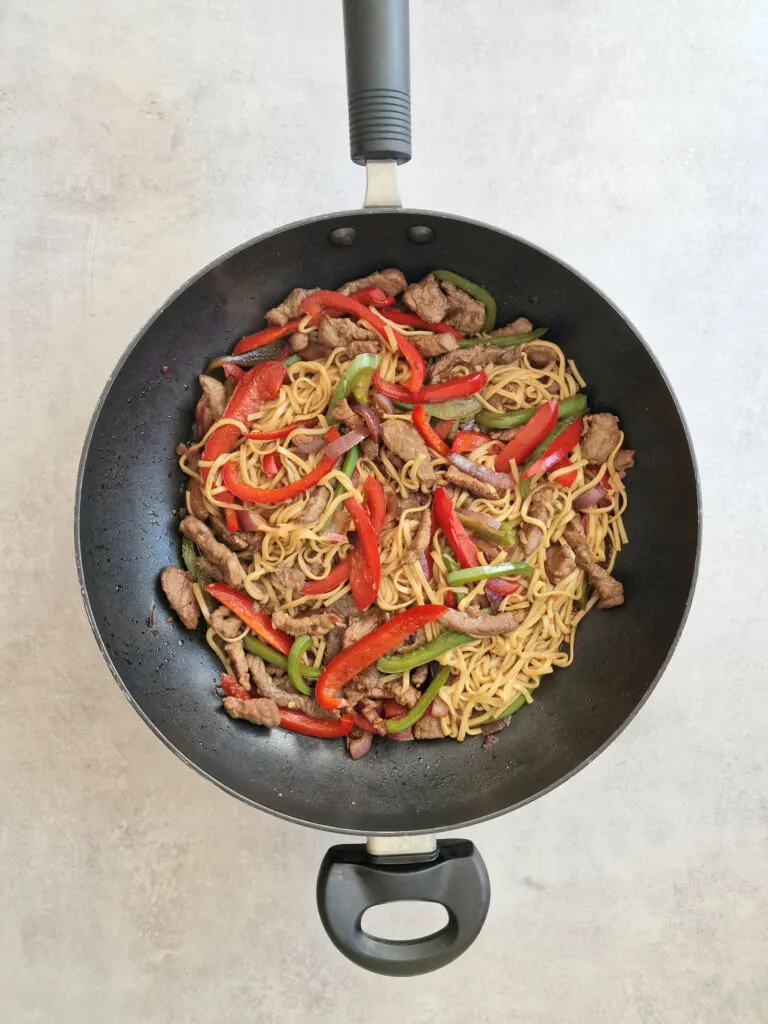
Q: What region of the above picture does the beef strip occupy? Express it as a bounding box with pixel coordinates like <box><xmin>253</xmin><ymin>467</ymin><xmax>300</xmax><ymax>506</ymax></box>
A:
<box><xmin>361</xmin><ymin>437</ymin><xmax>379</xmax><ymax>461</ymax></box>
<box><xmin>343</xmin><ymin>608</ymin><xmax>387</xmax><ymax>647</ymax></box>
<box><xmin>332</xmin><ymin>398</ymin><xmax>365</xmax><ymax>431</ymax></box>
<box><xmin>403</xmin><ymin>507</ymin><xmax>433</xmax><ymax>565</ymax></box>
<box><xmin>613</xmin><ymin>449</ymin><xmax>635</xmax><ymax>475</ymax></box>
<box><xmin>545</xmin><ymin>541</ymin><xmax>576</xmax><ymax>583</ymax></box>
<box><xmin>413</xmin><ymin>715</ymin><xmax>444</xmax><ymax>740</ymax></box>
<box><xmin>225</xmin><ymin>640</ymin><xmax>251</xmax><ymax>691</ymax></box>
<box><xmin>562</xmin><ymin>517</ymin><xmax>624</xmax><ymax>609</ymax></box>
<box><xmin>292</xmin><ymin>433</ymin><xmax>325</xmax><ymax>456</ymax></box>
<box><xmin>346</xmin><ymin>677</ymin><xmax>421</xmax><ymax>707</ymax></box>
<box><xmin>409</xmin><ymin>332</ymin><xmax>458</xmax><ymax>357</ymax></box>
<box><xmin>486</xmin><ymin>317</ymin><xmax>534</xmax><ymax>337</ymax></box>
<box><xmin>272</xmin><ymin>610</ymin><xmax>345</xmax><ymax>637</ymax></box>
<box><xmin>403</xmin><ymin>274</ymin><xmax>448</xmax><ymax>323</ymax></box>
<box><xmin>195</xmin><ymin>375</ymin><xmax>227</xmax><ymax>436</ymax></box>
<box><xmin>381</xmin><ymin>420</ymin><xmax>436</xmax><ymax>484</ymax></box>
<box><xmin>441</xmin><ymin>281</ymin><xmax>486</xmax><ymax>335</ymax></box>
<box><xmin>195</xmin><ymin>554</ymin><xmax>228</xmax><ymax>583</ymax></box>
<box><xmin>289</xmin><ymin>331</ymin><xmax>312</xmax><ymax>352</ymax></box>
<box><xmin>274</xmin><ymin>563</ymin><xmax>306</xmax><ymax>593</ymax></box>
<box><xmin>429</xmin><ymin>345</ymin><xmax>522</xmax><ymax>383</ymax></box>
<box><xmin>317</xmin><ymin>316</ymin><xmax>378</xmax><ymax>351</ymax></box>
<box><xmin>525</xmin><ymin>344</ymin><xmax>557</xmax><ymax>367</ymax></box>
<box><xmin>324</xmin><ymin>626</ymin><xmax>345</xmax><ymax>661</ymax></box>
<box><xmin>160</xmin><ymin>567</ymin><xmax>199</xmax><ymax>629</ymax></box>
<box><xmin>179</xmin><ymin>516</ymin><xmax>243</xmax><ymax>586</ymax></box>
<box><xmin>581</xmin><ymin>413</ymin><xmax>621</xmax><ymax>464</ymax></box>
<box><xmin>339</xmin><ymin>268</ymin><xmax>407</xmax><ymax>297</ymax></box>
<box><xmin>346</xmin><ymin>728</ymin><xmax>373</xmax><ymax>759</ymax></box>
<box><xmin>222</xmin><ymin>696</ymin><xmax>281</xmax><ymax>728</ymax></box>
<box><xmin>445</xmin><ymin>465</ymin><xmax>500</xmax><ymax>500</ymax></box>
<box><xmin>265</xmin><ymin>287</ymin><xmax>317</xmax><ymax>327</ymax></box>
<box><xmin>210</xmin><ymin>606</ymin><xmax>244</xmax><ymax>639</ymax></box>
<box><xmin>440</xmin><ymin>608</ymin><xmax>526</xmax><ymax>636</ymax></box>
<box><xmin>327</xmin><ymin>593</ymin><xmax>361</xmax><ymax>618</ymax></box>
<box><xmin>521</xmin><ymin>486</ymin><xmax>557</xmax><ymax>556</ymax></box>
<box><xmin>247</xmin><ymin>654</ymin><xmax>337</xmax><ymax>718</ymax></box>
<box><xmin>393</xmin><ymin>627</ymin><xmax>427</xmax><ymax>655</ymax></box>
<box><xmin>186</xmin><ymin>478</ymin><xmax>209</xmax><ymax>521</ymax></box>
<box><xmin>176</xmin><ymin>443</ymin><xmax>200</xmax><ymax>472</ymax></box>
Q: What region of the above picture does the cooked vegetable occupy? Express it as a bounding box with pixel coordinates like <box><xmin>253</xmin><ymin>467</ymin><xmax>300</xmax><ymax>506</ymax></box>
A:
<box><xmin>476</xmin><ymin>393</ymin><xmax>587</xmax><ymax>430</ymax></box>
<box><xmin>279</xmin><ymin>708</ymin><xmax>354</xmax><ymax>738</ymax></box>
<box><xmin>380</xmin><ymin>309</ymin><xmax>462</xmax><ymax>338</ymax></box>
<box><xmin>222</xmin><ymin>427</ymin><xmax>340</xmax><ymax>503</ymax></box>
<box><xmin>287</xmin><ymin>636</ymin><xmax>315</xmax><ymax>696</ymax></box>
<box><xmin>412</xmin><ymin>405</ymin><xmax>450</xmax><ymax>457</ymax></box>
<box><xmin>457</xmin><ymin>328</ymin><xmax>547</xmax><ymax>350</ymax></box>
<box><xmin>328</xmin><ymin>353</ymin><xmax>380</xmax><ymax>422</ymax></box>
<box><xmin>348</xmin><ymin>286</ymin><xmax>395</xmax><ymax>307</ymax></box>
<box><xmin>246</xmin><ymin>418</ymin><xmax>317</xmax><ymax>440</ymax></box>
<box><xmin>523</xmin><ymin>417</ymin><xmax>584</xmax><ymax>478</ymax></box>
<box><xmin>346</xmin><ymin>493</ymin><xmax>380</xmax><ymax>610</ymax></box>
<box><xmin>456</xmin><ymin>512</ymin><xmax>516</xmax><ymax>547</ymax></box>
<box><xmin>385</xmin><ymin>667</ymin><xmax>451</xmax><ymax>734</ymax></box>
<box><xmin>373</xmin><ymin>370</ymin><xmax>487</xmax><ymax>405</ymax></box>
<box><xmin>446</xmin><ymin>562</ymin><xmax>533</xmax><ymax>585</ymax></box>
<box><xmin>495</xmin><ymin>399</ymin><xmax>558</xmax><ymax>470</ymax></box>
<box><xmin>432</xmin><ymin>486</ymin><xmax>479</xmax><ymax>569</ymax></box>
<box><xmin>451</xmin><ymin>430</ymin><xmax>491</xmax><ymax>453</ymax></box>
<box><xmin>433</xmin><ymin>270</ymin><xmax>497</xmax><ymax>332</ymax></box>
<box><xmin>220</xmin><ymin>673</ymin><xmax>250</xmax><ymax>700</ymax></box>
<box><xmin>376</xmin><ymin>630</ymin><xmax>472</xmax><ymax>673</ymax></box>
<box><xmin>205</xmin><ymin>583</ymin><xmax>292</xmax><ymax>655</ymax></box>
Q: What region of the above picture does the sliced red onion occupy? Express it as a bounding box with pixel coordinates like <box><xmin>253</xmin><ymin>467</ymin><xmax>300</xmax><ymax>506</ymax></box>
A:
<box><xmin>348</xmin><ymin>732</ymin><xmax>373</xmax><ymax>759</ymax></box>
<box><xmin>485</xmin><ymin>585</ymin><xmax>505</xmax><ymax>613</ymax></box>
<box><xmin>320</xmin><ymin>532</ymin><xmax>347</xmax><ymax>544</ymax></box>
<box><xmin>388</xmin><ymin>728</ymin><xmax>413</xmax><ymax>741</ymax></box>
<box><xmin>573</xmin><ymin>484</ymin><xmax>606</xmax><ymax>510</ymax></box>
<box><xmin>418</xmin><ymin>553</ymin><xmax>430</xmax><ymax>579</ymax></box>
<box><xmin>354</xmin><ymin>403</ymin><xmax>381</xmax><ymax>443</ymax></box>
<box><xmin>292</xmin><ymin>433</ymin><xmax>325</xmax><ymax>455</ymax></box>
<box><xmin>458</xmin><ymin>510</ymin><xmax>502</xmax><ymax>532</ymax></box>
<box><xmin>449</xmin><ymin>453</ymin><xmax>515</xmax><ymax>489</ymax></box>
<box><xmin>370</xmin><ymin>392</ymin><xmax>395</xmax><ymax>416</ymax></box>
<box><xmin>323</xmin><ymin>427</ymin><xmax>368</xmax><ymax>461</ymax></box>
<box><xmin>524</xmin><ymin>526</ymin><xmax>542</xmax><ymax>556</ymax></box>
<box><xmin>237</xmin><ymin>509</ymin><xmax>262</xmax><ymax>532</ymax></box>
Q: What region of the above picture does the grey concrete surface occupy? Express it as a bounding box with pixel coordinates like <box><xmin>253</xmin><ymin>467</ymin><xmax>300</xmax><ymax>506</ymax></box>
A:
<box><xmin>1</xmin><ymin>0</ymin><xmax>767</xmax><ymax>1020</ymax></box>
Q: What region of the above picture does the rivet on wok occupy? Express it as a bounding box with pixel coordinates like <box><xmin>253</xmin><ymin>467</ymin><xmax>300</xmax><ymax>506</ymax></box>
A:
<box><xmin>406</xmin><ymin>225</ymin><xmax>434</xmax><ymax>244</ymax></box>
<box><xmin>328</xmin><ymin>227</ymin><xmax>357</xmax><ymax>247</ymax></box>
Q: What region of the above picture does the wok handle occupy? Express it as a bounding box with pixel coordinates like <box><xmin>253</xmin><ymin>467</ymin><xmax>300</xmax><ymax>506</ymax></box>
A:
<box><xmin>316</xmin><ymin>838</ymin><xmax>490</xmax><ymax>976</ymax></box>
<box><xmin>342</xmin><ymin>0</ymin><xmax>411</xmax><ymax>166</ymax></box>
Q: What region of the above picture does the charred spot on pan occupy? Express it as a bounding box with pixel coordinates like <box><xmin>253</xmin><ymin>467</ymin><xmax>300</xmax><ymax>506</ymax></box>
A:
<box><xmin>328</xmin><ymin>227</ymin><xmax>357</xmax><ymax>247</ymax></box>
<box><xmin>406</xmin><ymin>225</ymin><xmax>434</xmax><ymax>244</ymax></box>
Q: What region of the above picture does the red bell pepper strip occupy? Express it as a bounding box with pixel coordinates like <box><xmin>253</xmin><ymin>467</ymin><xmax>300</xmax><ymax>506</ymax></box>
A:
<box><xmin>315</xmin><ymin>604</ymin><xmax>448</xmax><ymax>710</ymax></box>
<box><xmin>220</xmin><ymin>673</ymin><xmax>250</xmax><ymax>700</ymax></box>
<box><xmin>523</xmin><ymin>417</ymin><xmax>584</xmax><ymax>479</ymax></box>
<box><xmin>485</xmin><ymin>578</ymin><xmax>520</xmax><ymax>600</ymax></box>
<box><xmin>301</xmin><ymin>558</ymin><xmax>351</xmax><ymax>597</ymax></box>
<box><xmin>433</xmin><ymin>418</ymin><xmax>455</xmax><ymax>441</ymax></box>
<box><xmin>348</xmin><ymin>286</ymin><xmax>395</xmax><ymax>308</ymax></box>
<box><xmin>201</xmin><ymin>361</ymin><xmax>286</xmax><ymax>485</ymax></box>
<box><xmin>222</xmin><ymin>363</ymin><xmax>245</xmax><ymax>381</ymax></box>
<box><xmin>549</xmin><ymin>457</ymin><xmax>578</xmax><ymax>488</ymax></box>
<box><xmin>412</xmin><ymin>405</ymin><xmax>450</xmax><ymax>457</ymax></box>
<box><xmin>495</xmin><ymin>399</ymin><xmax>558</xmax><ymax>471</ymax></box>
<box><xmin>444</xmin><ymin>588</ymin><xmax>458</xmax><ymax>609</ymax></box>
<box><xmin>261</xmin><ymin>451</ymin><xmax>281</xmax><ymax>477</ymax></box>
<box><xmin>346</xmin><ymin>493</ymin><xmax>381</xmax><ymax>611</ymax></box>
<box><xmin>231</xmin><ymin>319</ymin><xmax>302</xmax><ymax>357</ymax></box>
<box><xmin>279</xmin><ymin>708</ymin><xmax>354</xmax><ymax>738</ymax></box>
<box><xmin>432</xmin><ymin>486</ymin><xmax>480</xmax><ymax>569</ymax></box>
<box><xmin>246</xmin><ymin>418</ymin><xmax>317</xmax><ymax>441</ymax></box>
<box><xmin>380</xmin><ymin>309</ymin><xmax>462</xmax><ymax>338</ymax></box>
<box><xmin>352</xmin><ymin>712</ymin><xmax>380</xmax><ymax>734</ymax></box>
<box><xmin>301</xmin><ymin>290</ymin><xmax>425</xmax><ymax>395</ymax></box>
<box><xmin>204</xmin><ymin>583</ymin><xmax>292</xmax><ymax>656</ymax></box>
<box><xmin>451</xmin><ymin>430</ymin><xmax>491</xmax><ymax>454</ymax></box>
<box><xmin>222</xmin><ymin>427</ymin><xmax>340</xmax><ymax>504</ymax></box>
<box><xmin>372</xmin><ymin>369</ymin><xmax>487</xmax><ymax>405</ymax></box>
<box><xmin>223</xmin><ymin>507</ymin><xmax>240</xmax><ymax>532</ymax></box>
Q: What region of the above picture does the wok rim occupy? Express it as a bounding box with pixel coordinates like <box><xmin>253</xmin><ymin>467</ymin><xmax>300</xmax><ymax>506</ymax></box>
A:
<box><xmin>74</xmin><ymin>206</ymin><xmax>702</xmax><ymax>836</ymax></box>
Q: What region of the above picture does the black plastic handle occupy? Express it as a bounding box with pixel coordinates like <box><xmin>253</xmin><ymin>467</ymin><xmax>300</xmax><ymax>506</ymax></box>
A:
<box><xmin>342</xmin><ymin>0</ymin><xmax>411</xmax><ymax>165</ymax></box>
<box><xmin>317</xmin><ymin>839</ymin><xmax>490</xmax><ymax>976</ymax></box>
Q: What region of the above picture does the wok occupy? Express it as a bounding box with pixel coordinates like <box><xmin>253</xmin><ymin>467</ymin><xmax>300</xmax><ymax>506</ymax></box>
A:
<box><xmin>75</xmin><ymin>0</ymin><xmax>700</xmax><ymax>976</ymax></box>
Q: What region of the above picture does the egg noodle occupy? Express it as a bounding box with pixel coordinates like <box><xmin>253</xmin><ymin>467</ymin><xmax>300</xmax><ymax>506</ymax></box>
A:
<box><xmin>179</xmin><ymin>321</ymin><xmax>628</xmax><ymax>741</ymax></box>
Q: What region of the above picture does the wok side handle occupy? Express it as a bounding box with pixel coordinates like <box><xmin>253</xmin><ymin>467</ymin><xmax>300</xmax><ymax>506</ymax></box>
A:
<box><xmin>316</xmin><ymin>838</ymin><xmax>490</xmax><ymax>976</ymax></box>
<box><xmin>342</xmin><ymin>0</ymin><xmax>411</xmax><ymax>166</ymax></box>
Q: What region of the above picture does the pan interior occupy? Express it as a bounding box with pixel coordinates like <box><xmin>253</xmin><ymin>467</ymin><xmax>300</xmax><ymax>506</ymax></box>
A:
<box><xmin>76</xmin><ymin>209</ymin><xmax>699</xmax><ymax>835</ymax></box>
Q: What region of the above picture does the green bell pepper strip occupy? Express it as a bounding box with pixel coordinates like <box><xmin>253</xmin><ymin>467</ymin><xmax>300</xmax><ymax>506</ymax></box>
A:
<box><xmin>458</xmin><ymin>328</ymin><xmax>547</xmax><ymax>350</ymax></box>
<box><xmin>456</xmin><ymin>513</ymin><xmax>517</xmax><ymax>547</ymax></box>
<box><xmin>243</xmin><ymin>635</ymin><xmax>321</xmax><ymax>679</ymax></box>
<box><xmin>392</xmin><ymin>396</ymin><xmax>484</xmax><ymax>419</ymax></box>
<box><xmin>327</xmin><ymin>354</ymin><xmax>380</xmax><ymax>423</ymax></box>
<box><xmin>577</xmin><ymin>576</ymin><xmax>590</xmax><ymax>609</ymax></box>
<box><xmin>385</xmin><ymin>666</ymin><xmax>452</xmax><ymax>734</ymax></box>
<box><xmin>376</xmin><ymin>630</ymin><xmax>471</xmax><ymax>674</ymax></box>
<box><xmin>442</xmin><ymin>552</ymin><xmax>460</xmax><ymax>576</ymax></box>
<box><xmin>287</xmin><ymin>636</ymin><xmax>315</xmax><ymax>696</ymax></box>
<box><xmin>433</xmin><ymin>270</ymin><xmax>497</xmax><ymax>332</ymax></box>
<box><xmin>488</xmin><ymin>693</ymin><xmax>527</xmax><ymax>722</ymax></box>
<box><xmin>446</xmin><ymin>562</ymin><xmax>533</xmax><ymax>586</ymax></box>
<box><xmin>351</xmin><ymin>366</ymin><xmax>376</xmax><ymax>405</ymax></box>
<box><xmin>181</xmin><ymin>536</ymin><xmax>214</xmax><ymax>608</ymax></box>
<box><xmin>476</xmin><ymin>393</ymin><xmax>587</xmax><ymax>430</ymax></box>
<box><xmin>317</xmin><ymin>444</ymin><xmax>360</xmax><ymax>533</ymax></box>
<box><xmin>282</xmin><ymin>353</ymin><xmax>302</xmax><ymax>368</ymax></box>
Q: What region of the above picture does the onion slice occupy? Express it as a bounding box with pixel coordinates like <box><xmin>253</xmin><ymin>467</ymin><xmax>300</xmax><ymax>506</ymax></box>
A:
<box><xmin>323</xmin><ymin>428</ymin><xmax>368</xmax><ymax>461</ymax></box>
<box><xmin>370</xmin><ymin>392</ymin><xmax>395</xmax><ymax>416</ymax></box>
<box><xmin>573</xmin><ymin>484</ymin><xmax>606</xmax><ymax>510</ymax></box>
<box><xmin>449</xmin><ymin>453</ymin><xmax>515</xmax><ymax>489</ymax></box>
<box><xmin>354</xmin><ymin>403</ymin><xmax>381</xmax><ymax>443</ymax></box>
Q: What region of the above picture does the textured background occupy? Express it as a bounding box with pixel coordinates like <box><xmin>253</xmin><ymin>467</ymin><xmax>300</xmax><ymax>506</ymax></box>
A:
<box><xmin>2</xmin><ymin>0</ymin><xmax>767</xmax><ymax>1020</ymax></box>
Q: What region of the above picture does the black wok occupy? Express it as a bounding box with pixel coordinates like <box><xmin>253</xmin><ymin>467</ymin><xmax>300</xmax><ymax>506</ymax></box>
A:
<box><xmin>75</xmin><ymin>0</ymin><xmax>700</xmax><ymax>977</ymax></box>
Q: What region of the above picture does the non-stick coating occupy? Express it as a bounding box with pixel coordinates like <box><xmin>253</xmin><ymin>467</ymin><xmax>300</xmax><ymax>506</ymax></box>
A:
<box><xmin>76</xmin><ymin>209</ymin><xmax>699</xmax><ymax>835</ymax></box>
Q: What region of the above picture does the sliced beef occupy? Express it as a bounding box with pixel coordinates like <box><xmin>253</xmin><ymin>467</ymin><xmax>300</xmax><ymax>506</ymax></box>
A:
<box><xmin>176</xmin><ymin>443</ymin><xmax>200</xmax><ymax>472</ymax></box>
<box><xmin>160</xmin><ymin>567</ymin><xmax>199</xmax><ymax>629</ymax></box>
<box><xmin>292</xmin><ymin>433</ymin><xmax>326</xmax><ymax>456</ymax></box>
<box><xmin>486</xmin><ymin>317</ymin><xmax>534</xmax><ymax>337</ymax></box>
<box><xmin>581</xmin><ymin>413</ymin><xmax>621</xmax><ymax>464</ymax></box>
<box><xmin>344</xmin><ymin>608</ymin><xmax>387</xmax><ymax>647</ymax></box>
<box><xmin>358</xmin><ymin>698</ymin><xmax>387</xmax><ymax>734</ymax></box>
<box><xmin>521</xmin><ymin>486</ymin><xmax>557</xmax><ymax>556</ymax></box>
<box><xmin>403</xmin><ymin>507</ymin><xmax>432</xmax><ymax>565</ymax></box>
<box><xmin>445</xmin><ymin>466</ymin><xmax>500</xmax><ymax>500</ymax></box>
<box><xmin>272</xmin><ymin>610</ymin><xmax>345</xmax><ymax>637</ymax></box>
<box><xmin>195</xmin><ymin>554</ymin><xmax>228</xmax><ymax>583</ymax></box>
<box><xmin>393</xmin><ymin>627</ymin><xmax>427</xmax><ymax>655</ymax></box>
<box><xmin>265</xmin><ymin>287</ymin><xmax>317</xmax><ymax>327</ymax></box>
<box><xmin>525</xmin><ymin>344</ymin><xmax>556</xmax><ymax>367</ymax></box>
<box><xmin>225</xmin><ymin>640</ymin><xmax>251</xmax><ymax>692</ymax></box>
<box><xmin>562</xmin><ymin>517</ymin><xmax>624</xmax><ymax>609</ymax></box>
<box><xmin>274</xmin><ymin>563</ymin><xmax>307</xmax><ymax>593</ymax></box>
<box><xmin>179</xmin><ymin>515</ymin><xmax>243</xmax><ymax>586</ymax></box>
<box><xmin>210</xmin><ymin>606</ymin><xmax>245</xmax><ymax>639</ymax></box>
<box><xmin>403</xmin><ymin>274</ymin><xmax>448</xmax><ymax>323</ymax></box>
<box><xmin>545</xmin><ymin>542</ymin><xmax>576</xmax><ymax>583</ymax></box>
<box><xmin>222</xmin><ymin>696</ymin><xmax>281</xmax><ymax>728</ymax></box>
<box><xmin>318</xmin><ymin>316</ymin><xmax>378</xmax><ymax>351</ymax></box>
<box><xmin>327</xmin><ymin>593</ymin><xmax>361</xmax><ymax>619</ymax></box>
<box><xmin>440</xmin><ymin>608</ymin><xmax>526</xmax><ymax>636</ymax></box>
<box><xmin>613</xmin><ymin>449</ymin><xmax>635</xmax><ymax>475</ymax></box>
<box><xmin>186</xmin><ymin>478</ymin><xmax>209</xmax><ymax>521</ymax></box>
<box><xmin>346</xmin><ymin>678</ymin><xmax>421</xmax><ymax>707</ymax></box>
<box><xmin>332</xmin><ymin>398</ymin><xmax>365</xmax><ymax>431</ymax></box>
<box><xmin>195</xmin><ymin>375</ymin><xmax>227</xmax><ymax>437</ymax></box>
<box><xmin>339</xmin><ymin>268</ymin><xmax>407</xmax><ymax>297</ymax></box>
<box><xmin>324</xmin><ymin>626</ymin><xmax>345</xmax><ymax>662</ymax></box>
<box><xmin>409</xmin><ymin>332</ymin><xmax>458</xmax><ymax>357</ymax></box>
<box><xmin>289</xmin><ymin>331</ymin><xmax>312</xmax><ymax>352</ymax></box>
<box><xmin>413</xmin><ymin>715</ymin><xmax>444</xmax><ymax>740</ymax></box>
<box><xmin>347</xmin><ymin>728</ymin><xmax>373</xmax><ymax>759</ymax></box>
<box><xmin>381</xmin><ymin>420</ymin><xmax>436</xmax><ymax>484</ymax></box>
<box><xmin>441</xmin><ymin>281</ymin><xmax>486</xmax><ymax>335</ymax></box>
<box><xmin>429</xmin><ymin>345</ymin><xmax>522</xmax><ymax>383</ymax></box>
<box><xmin>361</xmin><ymin>437</ymin><xmax>379</xmax><ymax>461</ymax></box>
<box><xmin>247</xmin><ymin>654</ymin><xmax>337</xmax><ymax>718</ymax></box>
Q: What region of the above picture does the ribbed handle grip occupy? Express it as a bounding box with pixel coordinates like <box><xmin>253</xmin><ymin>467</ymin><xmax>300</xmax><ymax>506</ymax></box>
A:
<box><xmin>342</xmin><ymin>0</ymin><xmax>411</xmax><ymax>165</ymax></box>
